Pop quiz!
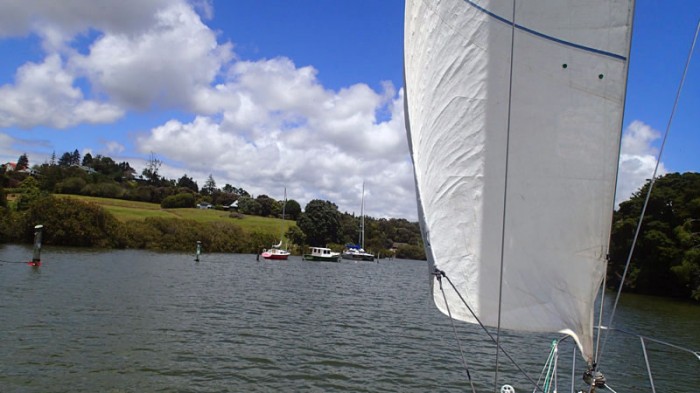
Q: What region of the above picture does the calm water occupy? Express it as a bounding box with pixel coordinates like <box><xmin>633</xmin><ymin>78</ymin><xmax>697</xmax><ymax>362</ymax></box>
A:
<box><xmin>1</xmin><ymin>245</ymin><xmax>698</xmax><ymax>392</ymax></box>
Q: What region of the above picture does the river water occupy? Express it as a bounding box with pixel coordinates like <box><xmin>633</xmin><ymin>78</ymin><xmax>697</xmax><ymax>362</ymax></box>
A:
<box><xmin>1</xmin><ymin>245</ymin><xmax>698</xmax><ymax>392</ymax></box>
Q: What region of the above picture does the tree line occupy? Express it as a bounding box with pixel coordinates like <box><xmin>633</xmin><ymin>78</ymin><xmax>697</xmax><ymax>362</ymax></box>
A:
<box><xmin>0</xmin><ymin>151</ymin><xmax>426</xmax><ymax>259</ymax></box>
<box><xmin>608</xmin><ymin>172</ymin><xmax>700</xmax><ymax>301</ymax></box>
<box><xmin>6</xmin><ymin>151</ymin><xmax>695</xmax><ymax>301</ymax></box>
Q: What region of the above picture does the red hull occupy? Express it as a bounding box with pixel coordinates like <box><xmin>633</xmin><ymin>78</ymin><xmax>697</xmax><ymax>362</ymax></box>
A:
<box><xmin>262</xmin><ymin>253</ymin><xmax>289</xmax><ymax>260</ymax></box>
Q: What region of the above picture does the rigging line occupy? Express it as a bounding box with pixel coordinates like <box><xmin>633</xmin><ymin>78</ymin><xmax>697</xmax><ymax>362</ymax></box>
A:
<box><xmin>598</xmin><ymin>19</ymin><xmax>700</xmax><ymax>368</ymax></box>
<box><xmin>434</xmin><ymin>270</ymin><xmax>476</xmax><ymax>393</ymax></box>
<box><xmin>495</xmin><ymin>0</ymin><xmax>518</xmax><ymax>390</ymax></box>
<box><xmin>598</xmin><ymin>326</ymin><xmax>700</xmax><ymax>357</ymax></box>
<box><xmin>640</xmin><ymin>337</ymin><xmax>657</xmax><ymax>393</ymax></box>
<box><xmin>440</xmin><ymin>272</ymin><xmax>545</xmax><ymax>393</ymax></box>
<box><xmin>593</xmin><ymin>261</ymin><xmax>608</xmax><ymax>365</ymax></box>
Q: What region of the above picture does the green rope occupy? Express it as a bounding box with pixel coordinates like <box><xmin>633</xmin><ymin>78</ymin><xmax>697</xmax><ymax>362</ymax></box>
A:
<box><xmin>542</xmin><ymin>340</ymin><xmax>558</xmax><ymax>393</ymax></box>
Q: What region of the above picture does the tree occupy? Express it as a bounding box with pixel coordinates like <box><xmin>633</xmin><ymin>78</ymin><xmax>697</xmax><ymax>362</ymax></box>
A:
<box><xmin>255</xmin><ymin>194</ymin><xmax>275</xmax><ymax>217</ymax></box>
<box><xmin>201</xmin><ymin>174</ymin><xmax>217</xmax><ymax>195</ymax></box>
<box><xmin>177</xmin><ymin>174</ymin><xmax>199</xmax><ymax>193</ymax></box>
<box><xmin>82</xmin><ymin>153</ymin><xmax>93</xmax><ymax>167</ymax></box>
<box><xmin>284</xmin><ymin>199</ymin><xmax>302</xmax><ymax>220</ymax></box>
<box><xmin>142</xmin><ymin>152</ymin><xmax>162</xmax><ymax>185</ymax></box>
<box><xmin>118</xmin><ymin>162</ymin><xmax>136</xmax><ymax>181</ymax></box>
<box><xmin>16</xmin><ymin>176</ymin><xmax>42</xmax><ymax>211</ymax></box>
<box><xmin>16</xmin><ymin>153</ymin><xmax>29</xmax><ymax>170</ymax></box>
<box><xmin>285</xmin><ymin>226</ymin><xmax>306</xmax><ymax>247</ymax></box>
<box><xmin>296</xmin><ymin>199</ymin><xmax>341</xmax><ymax>246</ymax></box>
<box><xmin>57</xmin><ymin>150</ymin><xmax>80</xmax><ymax>167</ymax></box>
<box><xmin>237</xmin><ymin>196</ymin><xmax>262</xmax><ymax>215</ymax></box>
<box><xmin>609</xmin><ymin>172</ymin><xmax>700</xmax><ymax>300</ymax></box>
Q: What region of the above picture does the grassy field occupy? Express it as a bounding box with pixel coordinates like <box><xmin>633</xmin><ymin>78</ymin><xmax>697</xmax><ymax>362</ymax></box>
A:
<box><xmin>58</xmin><ymin>195</ymin><xmax>296</xmax><ymax>236</ymax></box>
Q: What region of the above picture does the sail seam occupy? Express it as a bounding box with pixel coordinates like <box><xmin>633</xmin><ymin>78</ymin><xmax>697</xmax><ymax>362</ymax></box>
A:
<box><xmin>459</xmin><ymin>0</ymin><xmax>627</xmax><ymax>61</ymax></box>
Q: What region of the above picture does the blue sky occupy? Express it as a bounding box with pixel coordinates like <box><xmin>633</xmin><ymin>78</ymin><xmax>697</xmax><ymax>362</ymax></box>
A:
<box><xmin>0</xmin><ymin>1</ymin><xmax>698</xmax><ymax>220</ymax></box>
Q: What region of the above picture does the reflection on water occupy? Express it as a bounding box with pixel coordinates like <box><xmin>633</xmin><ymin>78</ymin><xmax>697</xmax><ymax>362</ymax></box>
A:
<box><xmin>0</xmin><ymin>245</ymin><xmax>698</xmax><ymax>392</ymax></box>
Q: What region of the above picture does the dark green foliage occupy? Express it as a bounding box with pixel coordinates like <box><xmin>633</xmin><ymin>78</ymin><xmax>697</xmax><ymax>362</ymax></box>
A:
<box><xmin>80</xmin><ymin>182</ymin><xmax>125</xmax><ymax>199</ymax></box>
<box><xmin>56</xmin><ymin>176</ymin><xmax>87</xmax><ymax>194</ymax></box>
<box><xmin>395</xmin><ymin>244</ymin><xmax>426</xmax><ymax>260</ymax></box>
<box><xmin>177</xmin><ymin>174</ymin><xmax>199</xmax><ymax>193</ymax></box>
<box><xmin>297</xmin><ymin>200</ymin><xmax>341</xmax><ymax>246</ymax></box>
<box><xmin>16</xmin><ymin>177</ymin><xmax>42</xmax><ymax>211</ymax></box>
<box><xmin>255</xmin><ymin>194</ymin><xmax>275</xmax><ymax>217</ymax></box>
<box><xmin>16</xmin><ymin>153</ymin><xmax>29</xmax><ymax>170</ymax></box>
<box><xmin>7</xmin><ymin>152</ymin><xmax>427</xmax><ymax>259</ymax></box>
<box><xmin>237</xmin><ymin>196</ymin><xmax>262</xmax><ymax>215</ymax></box>
<box><xmin>211</xmin><ymin>191</ymin><xmax>236</xmax><ymax>207</ymax></box>
<box><xmin>161</xmin><ymin>193</ymin><xmax>196</xmax><ymax>208</ymax></box>
<box><xmin>58</xmin><ymin>149</ymin><xmax>81</xmax><ymax>166</ymax></box>
<box><xmin>609</xmin><ymin>172</ymin><xmax>700</xmax><ymax>301</ymax></box>
<box><xmin>285</xmin><ymin>225</ymin><xmax>306</xmax><ymax>246</ymax></box>
<box><xmin>284</xmin><ymin>199</ymin><xmax>302</xmax><ymax>220</ymax></box>
<box><xmin>24</xmin><ymin>196</ymin><xmax>126</xmax><ymax>248</ymax></box>
<box><xmin>82</xmin><ymin>152</ymin><xmax>93</xmax><ymax>166</ymax></box>
<box><xmin>122</xmin><ymin>217</ymin><xmax>269</xmax><ymax>253</ymax></box>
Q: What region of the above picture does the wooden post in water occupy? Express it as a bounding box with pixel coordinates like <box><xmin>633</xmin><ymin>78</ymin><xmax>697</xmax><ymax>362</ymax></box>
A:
<box><xmin>31</xmin><ymin>225</ymin><xmax>43</xmax><ymax>267</ymax></box>
<box><xmin>195</xmin><ymin>241</ymin><xmax>201</xmax><ymax>262</ymax></box>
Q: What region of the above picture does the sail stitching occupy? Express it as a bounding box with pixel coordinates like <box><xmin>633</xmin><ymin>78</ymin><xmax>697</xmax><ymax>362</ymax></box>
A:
<box><xmin>458</xmin><ymin>0</ymin><xmax>627</xmax><ymax>61</ymax></box>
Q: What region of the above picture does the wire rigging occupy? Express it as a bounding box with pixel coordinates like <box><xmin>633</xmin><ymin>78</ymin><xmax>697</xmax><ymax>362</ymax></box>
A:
<box><xmin>598</xmin><ymin>19</ymin><xmax>700</xmax><ymax>368</ymax></box>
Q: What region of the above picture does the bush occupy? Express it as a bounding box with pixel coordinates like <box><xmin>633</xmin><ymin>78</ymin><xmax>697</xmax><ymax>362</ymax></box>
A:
<box><xmin>56</xmin><ymin>176</ymin><xmax>87</xmax><ymax>194</ymax></box>
<box><xmin>80</xmin><ymin>182</ymin><xmax>125</xmax><ymax>199</ymax></box>
<box><xmin>161</xmin><ymin>193</ymin><xmax>195</xmax><ymax>208</ymax></box>
<box><xmin>24</xmin><ymin>196</ymin><xmax>126</xmax><ymax>248</ymax></box>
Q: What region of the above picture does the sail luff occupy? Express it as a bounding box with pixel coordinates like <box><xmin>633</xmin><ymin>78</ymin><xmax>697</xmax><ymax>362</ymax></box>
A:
<box><xmin>404</xmin><ymin>0</ymin><xmax>634</xmax><ymax>361</ymax></box>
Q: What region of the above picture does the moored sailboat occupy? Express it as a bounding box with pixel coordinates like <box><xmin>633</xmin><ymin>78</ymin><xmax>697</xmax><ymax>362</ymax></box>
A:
<box><xmin>262</xmin><ymin>188</ymin><xmax>291</xmax><ymax>260</ymax></box>
<box><xmin>403</xmin><ymin>0</ymin><xmax>698</xmax><ymax>392</ymax></box>
<box><xmin>342</xmin><ymin>182</ymin><xmax>375</xmax><ymax>261</ymax></box>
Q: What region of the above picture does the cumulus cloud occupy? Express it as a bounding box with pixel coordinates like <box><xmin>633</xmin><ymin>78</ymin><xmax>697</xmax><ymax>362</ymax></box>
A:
<box><xmin>71</xmin><ymin>1</ymin><xmax>232</xmax><ymax>110</ymax></box>
<box><xmin>0</xmin><ymin>54</ymin><xmax>123</xmax><ymax>128</ymax></box>
<box><xmin>616</xmin><ymin>120</ymin><xmax>667</xmax><ymax>206</ymax></box>
<box><xmin>0</xmin><ymin>0</ymin><xmax>419</xmax><ymax>219</ymax></box>
<box><xmin>0</xmin><ymin>0</ymin><xmax>173</xmax><ymax>40</ymax></box>
<box><xmin>136</xmin><ymin>57</ymin><xmax>415</xmax><ymax>219</ymax></box>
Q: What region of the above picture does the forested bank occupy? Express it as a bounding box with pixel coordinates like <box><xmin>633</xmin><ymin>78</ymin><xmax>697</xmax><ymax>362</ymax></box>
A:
<box><xmin>2</xmin><ymin>151</ymin><xmax>699</xmax><ymax>300</ymax></box>
<box><xmin>609</xmin><ymin>172</ymin><xmax>700</xmax><ymax>301</ymax></box>
<box><xmin>0</xmin><ymin>151</ymin><xmax>426</xmax><ymax>259</ymax></box>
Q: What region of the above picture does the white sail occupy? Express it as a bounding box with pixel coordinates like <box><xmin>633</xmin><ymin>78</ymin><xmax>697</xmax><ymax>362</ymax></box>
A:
<box><xmin>404</xmin><ymin>0</ymin><xmax>633</xmax><ymax>361</ymax></box>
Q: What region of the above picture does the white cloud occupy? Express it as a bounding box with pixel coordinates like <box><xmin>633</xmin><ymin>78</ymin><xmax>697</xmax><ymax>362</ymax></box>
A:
<box><xmin>0</xmin><ymin>54</ymin><xmax>123</xmax><ymax>128</ymax></box>
<box><xmin>71</xmin><ymin>1</ymin><xmax>233</xmax><ymax>110</ymax></box>
<box><xmin>105</xmin><ymin>141</ymin><xmax>125</xmax><ymax>155</ymax></box>
<box><xmin>0</xmin><ymin>1</ymin><xmax>420</xmax><ymax>220</ymax></box>
<box><xmin>135</xmin><ymin>57</ymin><xmax>417</xmax><ymax>219</ymax></box>
<box><xmin>616</xmin><ymin>120</ymin><xmax>667</xmax><ymax>206</ymax></box>
<box><xmin>0</xmin><ymin>0</ymin><xmax>174</xmax><ymax>39</ymax></box>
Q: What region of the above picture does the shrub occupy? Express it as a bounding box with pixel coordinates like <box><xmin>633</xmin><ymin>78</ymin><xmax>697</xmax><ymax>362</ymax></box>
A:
<box><xmin>161</xmin><ymin>193</ymin><xmax>195</xmax><ymax>208</ymax></box>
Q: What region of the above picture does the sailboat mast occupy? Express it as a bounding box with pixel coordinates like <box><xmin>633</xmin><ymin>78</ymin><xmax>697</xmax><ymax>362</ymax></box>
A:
<box><xmin>282</xmin><ymin>187</ymin><xmax>286</xmax><ymax>221</ymax></box>
<box><xmin>361</xmin><ymin>182</ymin><xmax>365</xmax><ymax>249</ymax></box>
